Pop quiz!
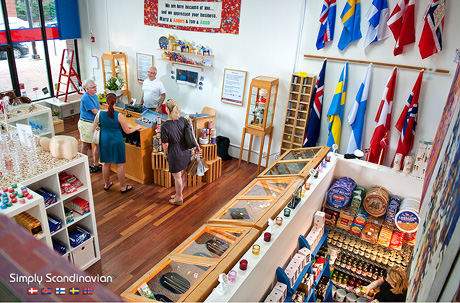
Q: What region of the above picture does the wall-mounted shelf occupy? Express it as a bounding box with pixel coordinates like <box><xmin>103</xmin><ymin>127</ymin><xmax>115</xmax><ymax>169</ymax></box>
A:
<box><xmin>157</xmin><ymin>59</ymin><xmax>212</xmax><ymax>71</ymax></box>
<box><xmin>158</xmin><ymin>48</ymin><xmax>214</xmax><ymax>58</ymax></box>
<box><xmin>159</xmin><ymin>49</ymin><xmax>214</xmax><ymax>71</ymax></box>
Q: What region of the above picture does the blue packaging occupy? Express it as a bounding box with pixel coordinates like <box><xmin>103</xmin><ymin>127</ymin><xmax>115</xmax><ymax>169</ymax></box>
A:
<box><xmin>68</xmin><ymin>225</ymin><xmax>91</xmax><ymax>248</ymax></box>
<box><xmin>48</xmin><ymin>214</ymin><xmax>62</xmax><ymax>233</ymax></box>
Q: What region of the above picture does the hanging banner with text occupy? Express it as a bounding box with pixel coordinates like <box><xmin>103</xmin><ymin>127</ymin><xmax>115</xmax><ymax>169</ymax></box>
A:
<box><xmin>144</xmin><ymin>0</ymin><xmax>241</xmax><ymax>34</ymax></box>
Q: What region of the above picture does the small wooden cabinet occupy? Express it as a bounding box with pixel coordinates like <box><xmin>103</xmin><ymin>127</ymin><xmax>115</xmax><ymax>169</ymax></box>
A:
<box><xmin>101</xmin><ymin>52</ymin><xmax>130</xmax><ymax>101</ymax></box>
<box><xmin>280</xmin><ymin>73</ymin><xmax>316</xmax><ymax>155</ymax></box>
<box><xmin>239</xmin><ymin>76</ymin><xmax>279</xmax><ymax>174</ymax></box>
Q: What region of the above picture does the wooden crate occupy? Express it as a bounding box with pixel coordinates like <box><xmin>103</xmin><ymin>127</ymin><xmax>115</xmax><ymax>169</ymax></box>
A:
<box><xmin>153</xmin><ymin>168</ymin><xmax>172</xmax><ymax>187</ymax></box>
<box><xmin>151</xmin><ymin>152</ymin><xmax>169</xmax><ymax>170</ymax></box>
<box><xmin>53</xmin><ymin>118</ymin><xmax>64</xmax><ymax>134</ymax></box>
<box><xmin>187</xmin><ymin>174</ymin><xmax>202</xmax><ymax>187</ymax></box>
<box><xmin>204</xmin><ymin>157</ymin><xmax>222</xmax><ymax>183</ymax></box>
<box><xmin>200</xmin><ymin>143</ymin><xmax>217</xmax><ymax>161</ymax></box>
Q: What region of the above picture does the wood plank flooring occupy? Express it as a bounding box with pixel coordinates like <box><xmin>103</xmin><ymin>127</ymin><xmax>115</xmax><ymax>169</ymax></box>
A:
<box><xmin>62</xmin><ymin>115</ymin><xmax>258</xmax><ymax>296</ymax></box>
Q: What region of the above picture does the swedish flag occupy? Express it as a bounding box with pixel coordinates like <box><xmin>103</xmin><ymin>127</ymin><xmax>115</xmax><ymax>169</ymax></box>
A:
<box><xmin>327</xmin><ymin>63</ymin><xmax>348</xmax><ymax>148</ymax></box>
<box><xmin>338</xmin><ymin>0</ymin><xmax>362</xmax><ymax>50</ymax></box>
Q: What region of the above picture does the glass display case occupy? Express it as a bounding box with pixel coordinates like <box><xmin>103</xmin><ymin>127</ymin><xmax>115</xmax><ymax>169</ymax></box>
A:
<box><xmin>245</xmin><ymin>76</ymin><xmax>279</xmax><ymax>131</ymax></box>
<box><xmin>260</xmin><ymin>146</ymin><xmax>330</xmax><ymax>178</ymax></box>
<box><xmin>101</xmin><ymin>52</ymin><xmax>130</xmax><ymax>101</ymax></box>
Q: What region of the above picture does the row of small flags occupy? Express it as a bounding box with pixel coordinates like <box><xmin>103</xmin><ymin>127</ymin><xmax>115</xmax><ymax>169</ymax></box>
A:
<box><xmin>27</xmin><ymin>287</ymin><xmax>93</xmax><ymax>295</ymax></box>
<box><xmin>316</xmin><ymin>0</ymin><xmax>445</xmax><ymax>59</ymax></box>
<box><xmin>303</xmin><ymin>59</ymin><xmax>423</xmax><ymax>168</ymax></box>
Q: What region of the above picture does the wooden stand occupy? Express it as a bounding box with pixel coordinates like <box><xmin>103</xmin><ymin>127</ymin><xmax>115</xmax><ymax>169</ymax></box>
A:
<box><xmin>238</xmin><ymin>126</ymin><xmax>273</xmax><ymax>175</ymax></box>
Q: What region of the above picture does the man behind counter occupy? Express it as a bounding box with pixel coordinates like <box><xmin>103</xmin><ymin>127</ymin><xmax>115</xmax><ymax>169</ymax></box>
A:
<box><xmin>141</xmin><ymin>66</ymin><xmax>166</xmax><ymax>112</ymax></box>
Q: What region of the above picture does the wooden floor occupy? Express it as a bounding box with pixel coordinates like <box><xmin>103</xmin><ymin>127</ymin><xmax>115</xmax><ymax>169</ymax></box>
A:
<box><xmin>62</xmin><ymin>115</ymin><xmax>259</xmax><ymax>296</ymax></box>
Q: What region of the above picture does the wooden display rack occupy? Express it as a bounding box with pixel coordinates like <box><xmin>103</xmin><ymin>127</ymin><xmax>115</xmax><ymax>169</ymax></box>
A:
<box><xmin>204</xmin><ymin>157</ymin><xmax>222</xmax><ymax>183</ymax></box>
<box><xmin>200</xmin><ymin>144</ymin><xmax>217</xmax><ymax>161</ymax></box>
<box><xmin>280</xmin><ymin>73</ymin><xmax>316</xmax><ymax>155</ymax></box>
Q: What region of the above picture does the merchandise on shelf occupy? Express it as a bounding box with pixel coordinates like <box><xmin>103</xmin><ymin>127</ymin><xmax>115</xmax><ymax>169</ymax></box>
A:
<box><xmin>52</xmin><ymin>238</ymin><xmax>67</xmax><ymax>255</ymax></box>
<box><xmin>36</xmin><ymin>187</ymin><xmax>57</xmax><ymax>207</ymax></box>
<box><xmin>64</xmin><ymin>206</ymin><xmax>74</xmax><ymax>223</ymax></box>
<box><xmin>47</xmin><ymin>214</ymin><xmax>62</xmax><ymax>233</ymax></box>
<box><xmin>70</xmin><ymin>197</ymin><xmax>90</xmax><ymax>215</ymax></box>
<box><xmin>327</xmin><ymin>177</ymin><xmax>357</xmax><ymax>208</ymax></box>
<box><xmin>59</xmin><ymin>171</ymin><xmax>83</xmax><ymax>194</ymax></box>
<box><xmin>68</xmin><ymin>225</ymin><xmax>91</xmax><ymax>248</ymax></box>
<box><xmin>14</xmin><ymin>211</ymin><xmax>42</xmax><ymax>236</ymax></box>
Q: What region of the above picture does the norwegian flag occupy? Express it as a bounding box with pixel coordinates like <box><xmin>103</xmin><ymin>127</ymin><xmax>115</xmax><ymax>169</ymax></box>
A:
<box><xmin>41</xmin><ymin>288</ymin><xmax>52</xmax><ymax>295</ymax></box>
<box><xmin>393</xmin><ymin>70</ymin><xmax>424</xmax><ymax>169</ymax></box>
<box><xmin>387</xmin><ymin>0</ymin><xmax>415</xmax><ymax>56</ymax></box>
<box><xmin>27</xmin><ymin>288</ymin><xmax>38</xmax><ymax>295</ymax></box>
<box><xmin>367</xmin><ymin>67</ymin><xmax>398</xmax><ymax>165</ymax></box>
<box><xmin>418</xmin><ymin>0</ymin><xmax>445</xmax><ymax>59</ymax></box>
<box><xmin>84</xmin><ymin>287</ymin><xmax>94</xmax><ymax>295</ymax></box>
<box><xmin>304</xmin><ymin>59</ymin><xmax>327</xmax><ymax>147</ymax></box>
<box><xmin>316</xmin><ymin>0</ymin><xmax>337</xmax><ymax>50</ymax></box>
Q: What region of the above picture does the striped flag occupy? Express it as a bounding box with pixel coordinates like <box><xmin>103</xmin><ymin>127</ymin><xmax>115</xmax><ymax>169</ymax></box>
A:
<box><xmin>367</xmin><ymin>67</ymin><xmax>398</xmax><ymax>164</ymax></box>
<box><xmin>418</xmin><ymin>0</ymin><xmax>445</xmax><ymax>59</ymax></box>
<box><xmin>387</xmin><ymin>0</ymin><xmax>415</xmax><ymax>56</ymax></box>
<box><xmin>393</xmin><ymin>70</ymin><xmax>424</xmax><ymax>169</ymax></box>
<box><xmin>364</xmin><ymin>0</ymin><xmax>390</xmax><ymax>48</ymax></box>
<box><xmin>316</xmin><ymin>0</ymin><xmax>337</xmax><ymax>50</ymax></box>
<box><xmin>347</xmin><ymin>64</ymin><xmax>372</xmax><ymax>154</ymax></box>
<box><xmin>338</xmin><ymin>0</ymin><xmax>362</xmax><ymax>51</ymax></box>
<box><xmin>84</xmin><ymin>287</ymin><xmax>94</xmax><ymax>295</ymax></box>
<box><xmin>304</xmin><ymin>60</ymin><xmax>327</xmax><ymax>147</ymax></box>
<box><xmin>55</xmin><ymin>287</ymin><xmax>65</xmax><ymax>295</ymax></box>
<box><xmin>41</xmin><ymin>288</ymin><xmax>52</xmax><ymax>295</ymax></box>
<box><xmin>27</xmin><ymin>288</ymin><xmax>38</xmax><ymax>295</ymax></box>
<box><xmin>327</xmin><ymin>62</ymin><xmax>348</xmax><ymax>148</ymax></box>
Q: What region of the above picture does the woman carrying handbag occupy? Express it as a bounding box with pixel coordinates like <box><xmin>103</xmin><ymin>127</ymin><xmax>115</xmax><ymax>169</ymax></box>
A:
<box><xmin>161</xmin><ymin>99</ymin><xmax>200</xmax><ymax>206</ymax></box>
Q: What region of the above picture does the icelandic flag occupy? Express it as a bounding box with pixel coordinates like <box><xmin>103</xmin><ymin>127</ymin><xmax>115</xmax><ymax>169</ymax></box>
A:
<box><xmin>347</xmin><ymin>64</ymin><xmax>372</xmax><ymax>154</ymax></box>
<box><xmin>55</xmin><ymin>287</ymin><xmax>65</xmax><ymax>295</ymax></box>
<box><xmin>84</xmin><ymin>287</ymin><xmax>94</xmax><ymax>295</ymax></box>
<box><xmin>418</xmin><ymin>0</ymin><xmax>445</xmax><ymax>59</ymax></box>
<box><xmin>393</xmin><ymin>70</ymin><xmax>424</xmax><ymax>169</ymax></box>
<box><xmin>304</xmin><ymin>59</ymin><xmax>327</xmax><ymax>147</ymax></box>
<box><xmin>387</xmin><ymin>0</ymin><xmax>416</xmax><ymax>56</ymax></box>
<box><xmin>367</xmin><ymin>67</ymin><xmax>398</xmax><ymax>164</ymax></box>
<box><xmin>338</xmin><ymin>0</ymin><xmax>362</xmax><ymax>51</ymax></box>
<box><xmin>364</xmin><ymin>0</ymin><xmax>390</xmax><ymax>48</ymax></box>
<box><xmin>316</xmin><ymin>0</ymin><xmax>337</xmax><ymax>50</ymax></box>
<box><xmin>326</xmin><ymin>62</ymin><xmax>348</xmax><ymax>148</ymax></box>
<box><xmin>41</xmin><ymin>288</ymin><xmax>52</xmax><ymax>295</ymax></box>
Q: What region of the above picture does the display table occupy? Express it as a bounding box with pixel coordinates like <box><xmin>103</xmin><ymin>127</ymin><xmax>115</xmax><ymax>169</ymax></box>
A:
<box><xmin>44</xmin><ymin>95</ymin><xmax>81</xmax><ymax>118</ymax></box>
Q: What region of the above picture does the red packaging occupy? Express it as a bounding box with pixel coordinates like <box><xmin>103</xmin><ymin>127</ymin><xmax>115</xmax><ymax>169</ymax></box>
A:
<box><xmin>71</xmin><ymin>197</ymin><xmax>90</xmax><ymax>215</ymax></box>
<box><xmin>389</xmin><ymin>230</ymin><xmax>404</xmax><ymax>251</ymax></box>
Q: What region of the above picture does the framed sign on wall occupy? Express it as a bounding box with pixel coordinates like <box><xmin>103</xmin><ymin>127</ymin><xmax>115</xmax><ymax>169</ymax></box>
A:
<box><xmin>221</xmin><ymin>68</ymin><xmax>247</xmax><ymax>106</ymax></box>
<box><xmin>137</xmin><ymin>53</ymin><xmax>154</xmax><ymax>83</ymax></box>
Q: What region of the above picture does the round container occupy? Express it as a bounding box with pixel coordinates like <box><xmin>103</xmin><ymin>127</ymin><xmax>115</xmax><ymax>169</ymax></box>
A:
<box><xmin>403</xmin><ymin>155</ymin><xmax>413</xmax><ymax>175</ymax></box>
<box><xmin>346</xmin><ymin>292</ymin><xmax>357</xmax><ymax>302</ymax></box>
<box><xmin>363</xmin><ymin>186</ymin><xmax>390</xmax><ymax>217</ymax></box>
<box><xmin>264</xmin><ymin>232</ymin><xmax>272</xmax><ymax>242</ymax></box>
<box><xmin>327</xmin><ymin>177</ymin><xmax>357</xmax><ymax>208</ymax></box>
<box><xmin>284</xmin><ymin>208</ymin><xmax>291</xmax><ymax>217</ymax></box>
<box><xmin>275</xmin><ymin>217</ymin><xmax>283</xmax><ymax>226</ymax></box>
<box><xmin>393</xmin><ymin>153</ymin><xmax>403</xmax><ymax>171</ymax></box>
<box><xmin>331</xmin><ymin>239</ymin><xmax>337</xmax><ymax>246</ymax></box>
<box><xmin>252</xmin><ymin>244</ymin><xmax>260</xmax><ymax>255</ymax></box>
<box><xmin>395</xmin><ymin>210</ymin><xmax>420</xmax><ymax>233</ymax></box>
<box><xmin>332</xmin><ymin>285</ymin><xmax>337</xmax><ymax>299</ymax></box>
<box><xmin>228</xmin><ymin>270</ymin><xmax>237</xmax><ymax>282</ymax></box>
<box><xmin>336</xmin><ymin>289</ymin><xmax>347</xmax><ymax>302</ymax></box>
<box><xmin>239</xmin><ymin>259</ymin><xmax>248</xmax><ymax>270</ymax></box>
<box><xmin>357</xmin><ymin>296</ymin><xmax>368</xmax><ymax>302</ymax></box>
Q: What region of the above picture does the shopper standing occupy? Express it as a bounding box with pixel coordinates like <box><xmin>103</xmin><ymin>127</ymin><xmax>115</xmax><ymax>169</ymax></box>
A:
<box><xmin>364</xmin><ymin>266</ymin><xmax>408</xmax><ymax>302</ymax></box>
<box><xmin>79</xmin><ymin>79</ymin><xmax>101</xmax><ymax>173</ymax></box>
<box><xmin>161</xmin><ymin>99</ymin><xmax>199</xmax><ymax>205</ymax></box>
<box><xmin>141</xmin><ymin>66</ymin><xmax>166</xmax><ymax>112</ymax></box>
<box><xmin>94</xmin><ymin>93</ymin><xmax>141</xmax><ymax>193</ymax></box>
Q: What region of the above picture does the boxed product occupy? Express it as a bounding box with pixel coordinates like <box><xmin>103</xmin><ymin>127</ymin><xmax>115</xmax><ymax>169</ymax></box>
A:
<box><xmin>298</xmin><ymin>247</ymin><xmax>311</xmax><ymax>264</ymax></box>
<box><xmin>350</xmin><ymin>222</ymin><xmax>365</xmax><ymax>236</ymax></box>
<box><xmin>36</xmin><ymin>187</ymin><xmax>58</xmax><ymax>207</ymax></box>
<box><xmin>292</xmin><ymin>291</ymin><xmax>306</xmax><ymax>303</ymax></box>
<box><xmin>70</xmin><ymin>197</ymin><xmax>90</xmax><ymax>215</ymax></box>
<box><xmin>68</xmin><ymin>225</ymin><xmax>91</xmax><ymax>248</ymax></box>
<box><xmin>268</xmin><ymin>289</ymin><xmax>285</xmax><ymax>302</ymax></box>
<box><xmin>47</xmin><ymin>214</ymin><xmax>62</xmax><ymax>233</ymax></box>
<box><xmin>288</xmin><ymin>259</ymin><xmax>303</xmax><ymax>277</ymax></box>
<box><xmin>64</xmin><ymin>206</ymin><xmax>74</xmax><ymax>223</ymax></box>
<box><xmin>293</xmin><ymin>253</ymin><xmax>307</xmax><ymax>268</ymax></box>
<box><xmin>354</xmin><ymin>209</ymin><xmax>368</xmax><ymax>225</ymax></box>
<box><xmin>339</xmin><ymin>208</ymin><xmax>354</xmax><ymax>221</ymax></box>
<box><xmin>389</xmin><ymin>230</ymin><xmax>404</xmax><ymax>251</ymax></box>
<box><xmin>314</xmin><ymin>211</ymin><xmax>325</xmax><ymax>227</ymax></box>
<box><xmin>285</xmin><ymin>268</ymin><xmax>297</xmax><ymax>288</ymax></box>
<box><xmin>52</xmin><ymin>239</ymin><xmax>67</xmax><ymax>255</ymax></box>
<box><xmin>336</xmin><ymin>217</ymin><xmax>352</xmax><ymax>230</ymax></box>
<box><xmin>274</xmin><ymin>282</ymin><xmax>288</xmax><ymax>301</ymax></box>
<box><xmin>325</xmin><ymin>208</ymin><xmax>339</xmax><ymax>226</ymax></box>
<box><xmin>14</xmin><ymin>212</ymin><xmax>42</xmax><ymax>237</ymax></box>
<box><xmin>377</xmin><ymin>226</ymin><xmax>394</xmax><ymax>247</ymax></box>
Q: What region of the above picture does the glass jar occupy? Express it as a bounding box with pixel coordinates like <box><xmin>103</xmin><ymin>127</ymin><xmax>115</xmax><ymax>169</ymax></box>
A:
<box><xmin>356</xmin><ymin>262</ymin><xmax>363</xmax><ymax>276</ymax></box>
<box><xmin>346</xmin><ymin>259</ymin><xmax>352</xmax><ymax>271</ymax></box>
<box><xmin>337</xmin><ymin>241</ymin><xmax>343</xmax><ymax>248</ymax></box>
<box><xmin>382</xmin><ymin>258</ymin><xmax>389</xmax><ymax>266</ymax></box>
<box><xmin>353</xmin><ymin>247</ymin><xmax>360</xmax><ymax>254</ymax></box>
<box><xmin>351</xmin><ymin>261</ymin><xmax>357</xmax><ymax>273</ymax></box>
<box><xmin>376</xmin><ymin>256</ymin><xmax>383</xmax><ymax>263</ymax></box>
<box><xmin>348</xmin><ymin>244</ymin><xmax>354</xmax><ymax>252</ymax></box>
<box><xmin>365</xmin><ymin>251</ymin><xmax>371</xmax><ymax>259</ymax></box>
<box><xmin>370</xmin><ymin>253</ymin><xmax>377</xmax><ymax>261</ymax></box>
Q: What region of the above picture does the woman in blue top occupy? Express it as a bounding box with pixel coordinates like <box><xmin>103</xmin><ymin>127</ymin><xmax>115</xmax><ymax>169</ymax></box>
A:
<box><xmin>78</xmin><ymin>79</ymin><xmax>101</xmax><ymax>173</ymax></box>
<box><xmin>93</xmin><ymin>93</ymin><xmax>141</xmax><ymax>193</ymax></box>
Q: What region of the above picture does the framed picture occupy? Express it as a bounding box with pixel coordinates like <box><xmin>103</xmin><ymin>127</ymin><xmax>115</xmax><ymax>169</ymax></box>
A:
<box><xmin>136</xmin><ymin>53</ymin><xmax>154</xmax><ymax>83</ymax></box>
<box><xmin>221</xmin><ymin>68</ymin><xmax>247</xmax><ymax>106</ymax></box>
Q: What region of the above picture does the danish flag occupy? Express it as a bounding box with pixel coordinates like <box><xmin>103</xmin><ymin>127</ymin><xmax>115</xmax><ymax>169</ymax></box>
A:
<box><xmin>27</xmin><ymin>288</ymin><xmax>38</xmax><ymax>295</ymax></box>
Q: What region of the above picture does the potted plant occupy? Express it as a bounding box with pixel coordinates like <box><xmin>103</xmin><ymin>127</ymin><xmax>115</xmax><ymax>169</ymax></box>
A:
<box><xmin>105</xmin><ymin>77</ymin><xmax>125</xmax><ymax>95</ymax></box>
<box><xmin>52</xmin><ymin>109</ymin><xmax>60</xmax><ymax>120</ymax></box>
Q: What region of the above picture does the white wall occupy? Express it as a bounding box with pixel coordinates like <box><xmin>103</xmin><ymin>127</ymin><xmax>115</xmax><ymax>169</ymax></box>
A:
<box><xmin>77</xmin><ymin>0</ymin><xmax>459</xmax><ymax>167</ymax></box>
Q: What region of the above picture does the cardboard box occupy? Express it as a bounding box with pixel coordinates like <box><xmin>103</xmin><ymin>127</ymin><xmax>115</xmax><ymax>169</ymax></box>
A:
<box><xmin>53</xmin><ymin>118</ymin><xmax>64</xmax><ymax>134</ymax></box>
<box><xmin>274</xmin><ymin>282</ymin><xmax>287</xmax><ymax>301</ymax></box>
<box><xmin>314</xmin><ymin>211</ymin><xmax>325</xmax><ymax>226</ymax></box>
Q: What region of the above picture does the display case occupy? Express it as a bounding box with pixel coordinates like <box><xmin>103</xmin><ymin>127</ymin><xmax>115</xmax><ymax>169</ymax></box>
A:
<box><xmin>245</xmin><ymin>76</ymin><xmax>279</xmax><ymax>131</ymax></box>
<box><xmin>3</xmin><ymin>103</ymin><xmax>55</xmax><ymax>138</ymax></box>
<box><xmin>102</xmin><ymin>52</ymin><xmax>130</xmax><ymax>101</ymax></box>
<box><xmin>260</xmin><ymin>146</ymin><xmax>330</xmax><ymax>178</ymax></box>
<box><xmin>281</xmin><ymin>73</ymin><xmax>316</xmax><ymax>155</ymax></box>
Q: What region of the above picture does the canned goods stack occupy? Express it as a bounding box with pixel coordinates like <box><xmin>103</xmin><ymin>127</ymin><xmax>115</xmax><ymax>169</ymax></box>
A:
<box><xmin>327</xmin><ymin>177</ymin><xmax>357</xmax><ymax>209</ymax></box>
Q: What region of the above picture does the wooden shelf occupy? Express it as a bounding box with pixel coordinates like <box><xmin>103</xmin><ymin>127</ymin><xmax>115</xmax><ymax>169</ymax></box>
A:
<box><xmin>158</xmin><ymin>59</ymin><xmax>212</xmax><ymax>71</ymax></box>
<box><xmin>158</xmin><ymin>48</ymin><xmax>214</xmax><ymax>58</ymax></box>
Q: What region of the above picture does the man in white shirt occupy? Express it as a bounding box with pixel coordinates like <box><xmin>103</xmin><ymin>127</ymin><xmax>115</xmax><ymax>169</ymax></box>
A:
<box><xmin>141</xmin><ymin>66</ymin><xmax>166</xmax><ymax>112</ymax></box>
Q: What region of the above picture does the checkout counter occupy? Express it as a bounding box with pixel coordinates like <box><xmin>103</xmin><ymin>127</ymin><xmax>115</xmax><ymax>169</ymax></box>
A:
<box><xmin>100</xmin><ymin>103</ymin><xmax>216</xmax><ymax>184</ymax></box>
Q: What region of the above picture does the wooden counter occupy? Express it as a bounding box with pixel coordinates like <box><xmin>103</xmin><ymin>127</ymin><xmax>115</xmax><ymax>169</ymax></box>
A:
<box><xmin>100</xmin><ymin>104</ymin><xmax>215</xmax><ymax>184</ymax></box>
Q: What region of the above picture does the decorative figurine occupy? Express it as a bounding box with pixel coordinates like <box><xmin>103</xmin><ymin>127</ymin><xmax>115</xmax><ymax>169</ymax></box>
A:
<box><xmin>215</xmin><ymin>273</ymin><xmax>228</xmax><ymax>295</ymax></box>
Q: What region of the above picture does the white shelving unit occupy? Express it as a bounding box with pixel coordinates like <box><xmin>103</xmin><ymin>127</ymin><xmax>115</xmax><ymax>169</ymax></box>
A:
<box><xmin>1</xmin><ymin>155</ymin><xmax>100</xmax><ymax>270</ymax></box>
<box><xmin>4</xmin><ymin>104</ymin><xmax>55</xmax><ymax>138</ymax></box>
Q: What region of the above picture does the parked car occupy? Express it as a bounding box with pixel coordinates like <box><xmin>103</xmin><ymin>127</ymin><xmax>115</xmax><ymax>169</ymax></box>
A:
<box><xmin>45</xmin><ymin>19</ymin><xmax>57</xmax><ymax>27</ymax></box>
<box><xmin>0</xmin><ymin>43</ymin><xmax>29</xmax><ymax>60</ymax></box>
<box><xmin>0</xmin><ymin>17</ymin><xmax>29</xmax><ymax>30</ymax></box>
